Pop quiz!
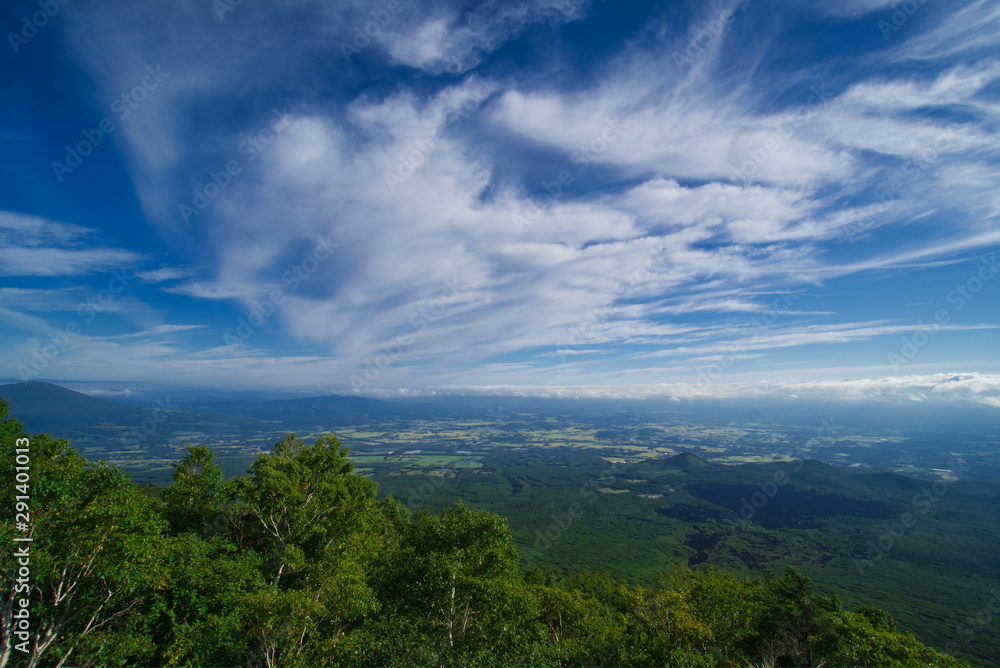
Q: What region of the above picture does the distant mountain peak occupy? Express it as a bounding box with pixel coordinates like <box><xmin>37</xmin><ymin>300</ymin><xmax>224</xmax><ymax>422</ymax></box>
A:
<box><xmin>667</xmin><ymin>452</ymin><xmax>711</xmax><ymax>466</ymax></box>
<box><xmin>0</xmin><ymin>380</ymin><xmax>143</xmax><ymax>436</ymax></box>
<box><xmin>640</xmin><ymin>452</ymin><xmax>712</xmax><ymax>470</ymax></box>
<box><xmin>1</xmin><ymin>380</ymin><xmax>101</xmax><ymax>400</ymax></box>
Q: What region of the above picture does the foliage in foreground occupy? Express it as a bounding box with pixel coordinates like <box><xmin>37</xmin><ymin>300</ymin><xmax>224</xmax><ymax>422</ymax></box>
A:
<box><xmin>0</xmin><ymin>400</ymin><xmax>965</xmax><ymax>667</ymax></box>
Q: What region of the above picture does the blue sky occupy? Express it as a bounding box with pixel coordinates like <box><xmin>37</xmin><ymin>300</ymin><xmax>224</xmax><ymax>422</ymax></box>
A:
<box><xmin>1</xmin><ymin>0</ymin><xmax>999</xmax><ymax>405</ymax></box>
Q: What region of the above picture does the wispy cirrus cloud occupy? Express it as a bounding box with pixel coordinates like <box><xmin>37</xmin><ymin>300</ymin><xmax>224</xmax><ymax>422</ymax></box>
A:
<box><xmin>0</xmin><ymin>287</ymin><xmax>88</xmax><ymax>311</ymax></box>
<box><xmin>352</xmin><ymin>373</ymin><xmax>1000</xmax><ymax>408</ymax></box>
<box><xmin>2</xmin><ymin>0</ymin><xmax>997</xmax><ymax>394</ymax></box>
<box><xmin>0</xmin><ymin>212</ymin><xmax>141</xmax><ymax>277</ymax></box>
<box><xmin>385</xmin><ymin>0</ymin><xmax>590</xmax><ymax>74</ymax></box>
<box><xmin>636</xmin><ymin>322</ymin><xmax>1000</xmax><ymax>359</ymax></box>
<box><xmin>136</xmin><ymin>267</ymin><xmax>191</xmax><ymax>284</ymax></box>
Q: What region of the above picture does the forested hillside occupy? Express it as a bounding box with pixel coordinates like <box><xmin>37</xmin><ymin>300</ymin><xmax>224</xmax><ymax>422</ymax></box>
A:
<box><xmin>0</xmin><ymin>400</ymin><xmax>963</xmax><ymax>667</ymax></box>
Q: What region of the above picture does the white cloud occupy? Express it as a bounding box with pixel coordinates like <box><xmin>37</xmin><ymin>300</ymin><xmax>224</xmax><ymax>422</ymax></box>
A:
<box><xmin>385</xmin><ymin>0</ymin><xmax>589</xmax><ymax>74</ymax></box>
<box><xmin>163</xmin><ymin>281</ymin><xmax>250</xmax><ymax>300</ymax></box>
<box><xmin>0</xmin><ymin>287</ymin><xmax>87</xmax><ymax>311</ymax></box>
<box><xmin>492</xmin><ymin>75</ymin><xmax>856</xmax><ymax>189</ymax></box>
<box><xmin>354</xmin><ymin>373</ymin><xmax>1000</xmax><ymax>408</ymax></box>
<box><xmin>81</xmin><ymin>388</ymin><xmax>136</xmax><ymax>398</ymax></box>
<box><xmin>0</xmin><ymin>248</ymin><xmax>141</xmax><ymax>278</ymax></box>
<box><xmin>887</xmin><ymin>0</ymin><xmax>1000</xmax><ymax>62</ymax></box>
<box><xmin>36</xmin><ymin>0</ymin><xmax>997</xmax><ymax>395</ymax></box>
<box><xmin>136</xmin><ymin>267</ymin><xmax>191</xmax><ymax>283</ymax></box>
<box><xmin>808</xmin><ymin>0</ymin><xmax>901</xmax><ymax>18</ymax></box>
<box><xmin>0</xmin><ymin>212</ymin><xmax>140</xmax><ymax>277</ymax></box>
<box><xmin>115</xmin><ymin>324</ymin><xmax>203</xmax><ymax>339</ymax></box>
<box><xmin>0</xmin><ymin>306</ymin><xmax>53</xmax><ymax>333</ymax></box>
<box><xmin>637</xmin><ymin>322</ymin><xmax>1000</xmax><ymax>359</ymax></box>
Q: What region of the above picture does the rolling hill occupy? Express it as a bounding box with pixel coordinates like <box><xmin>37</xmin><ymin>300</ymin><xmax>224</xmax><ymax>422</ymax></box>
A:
<box><xmin>0</xmin><ymin>381</ymin><xmax>144</xmax><ymax>436</ymax></box>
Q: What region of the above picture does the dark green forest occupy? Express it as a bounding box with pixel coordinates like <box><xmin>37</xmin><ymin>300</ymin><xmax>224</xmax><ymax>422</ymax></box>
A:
<box><xmin>0</xmin><ymin>400</ymin><xmax>966</xmax><ymax>667</ymax></box>
<box><xmin>361</xmin><ymin>444</ymin><xmax>1000</xmax><ymax>667</ymax></box>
